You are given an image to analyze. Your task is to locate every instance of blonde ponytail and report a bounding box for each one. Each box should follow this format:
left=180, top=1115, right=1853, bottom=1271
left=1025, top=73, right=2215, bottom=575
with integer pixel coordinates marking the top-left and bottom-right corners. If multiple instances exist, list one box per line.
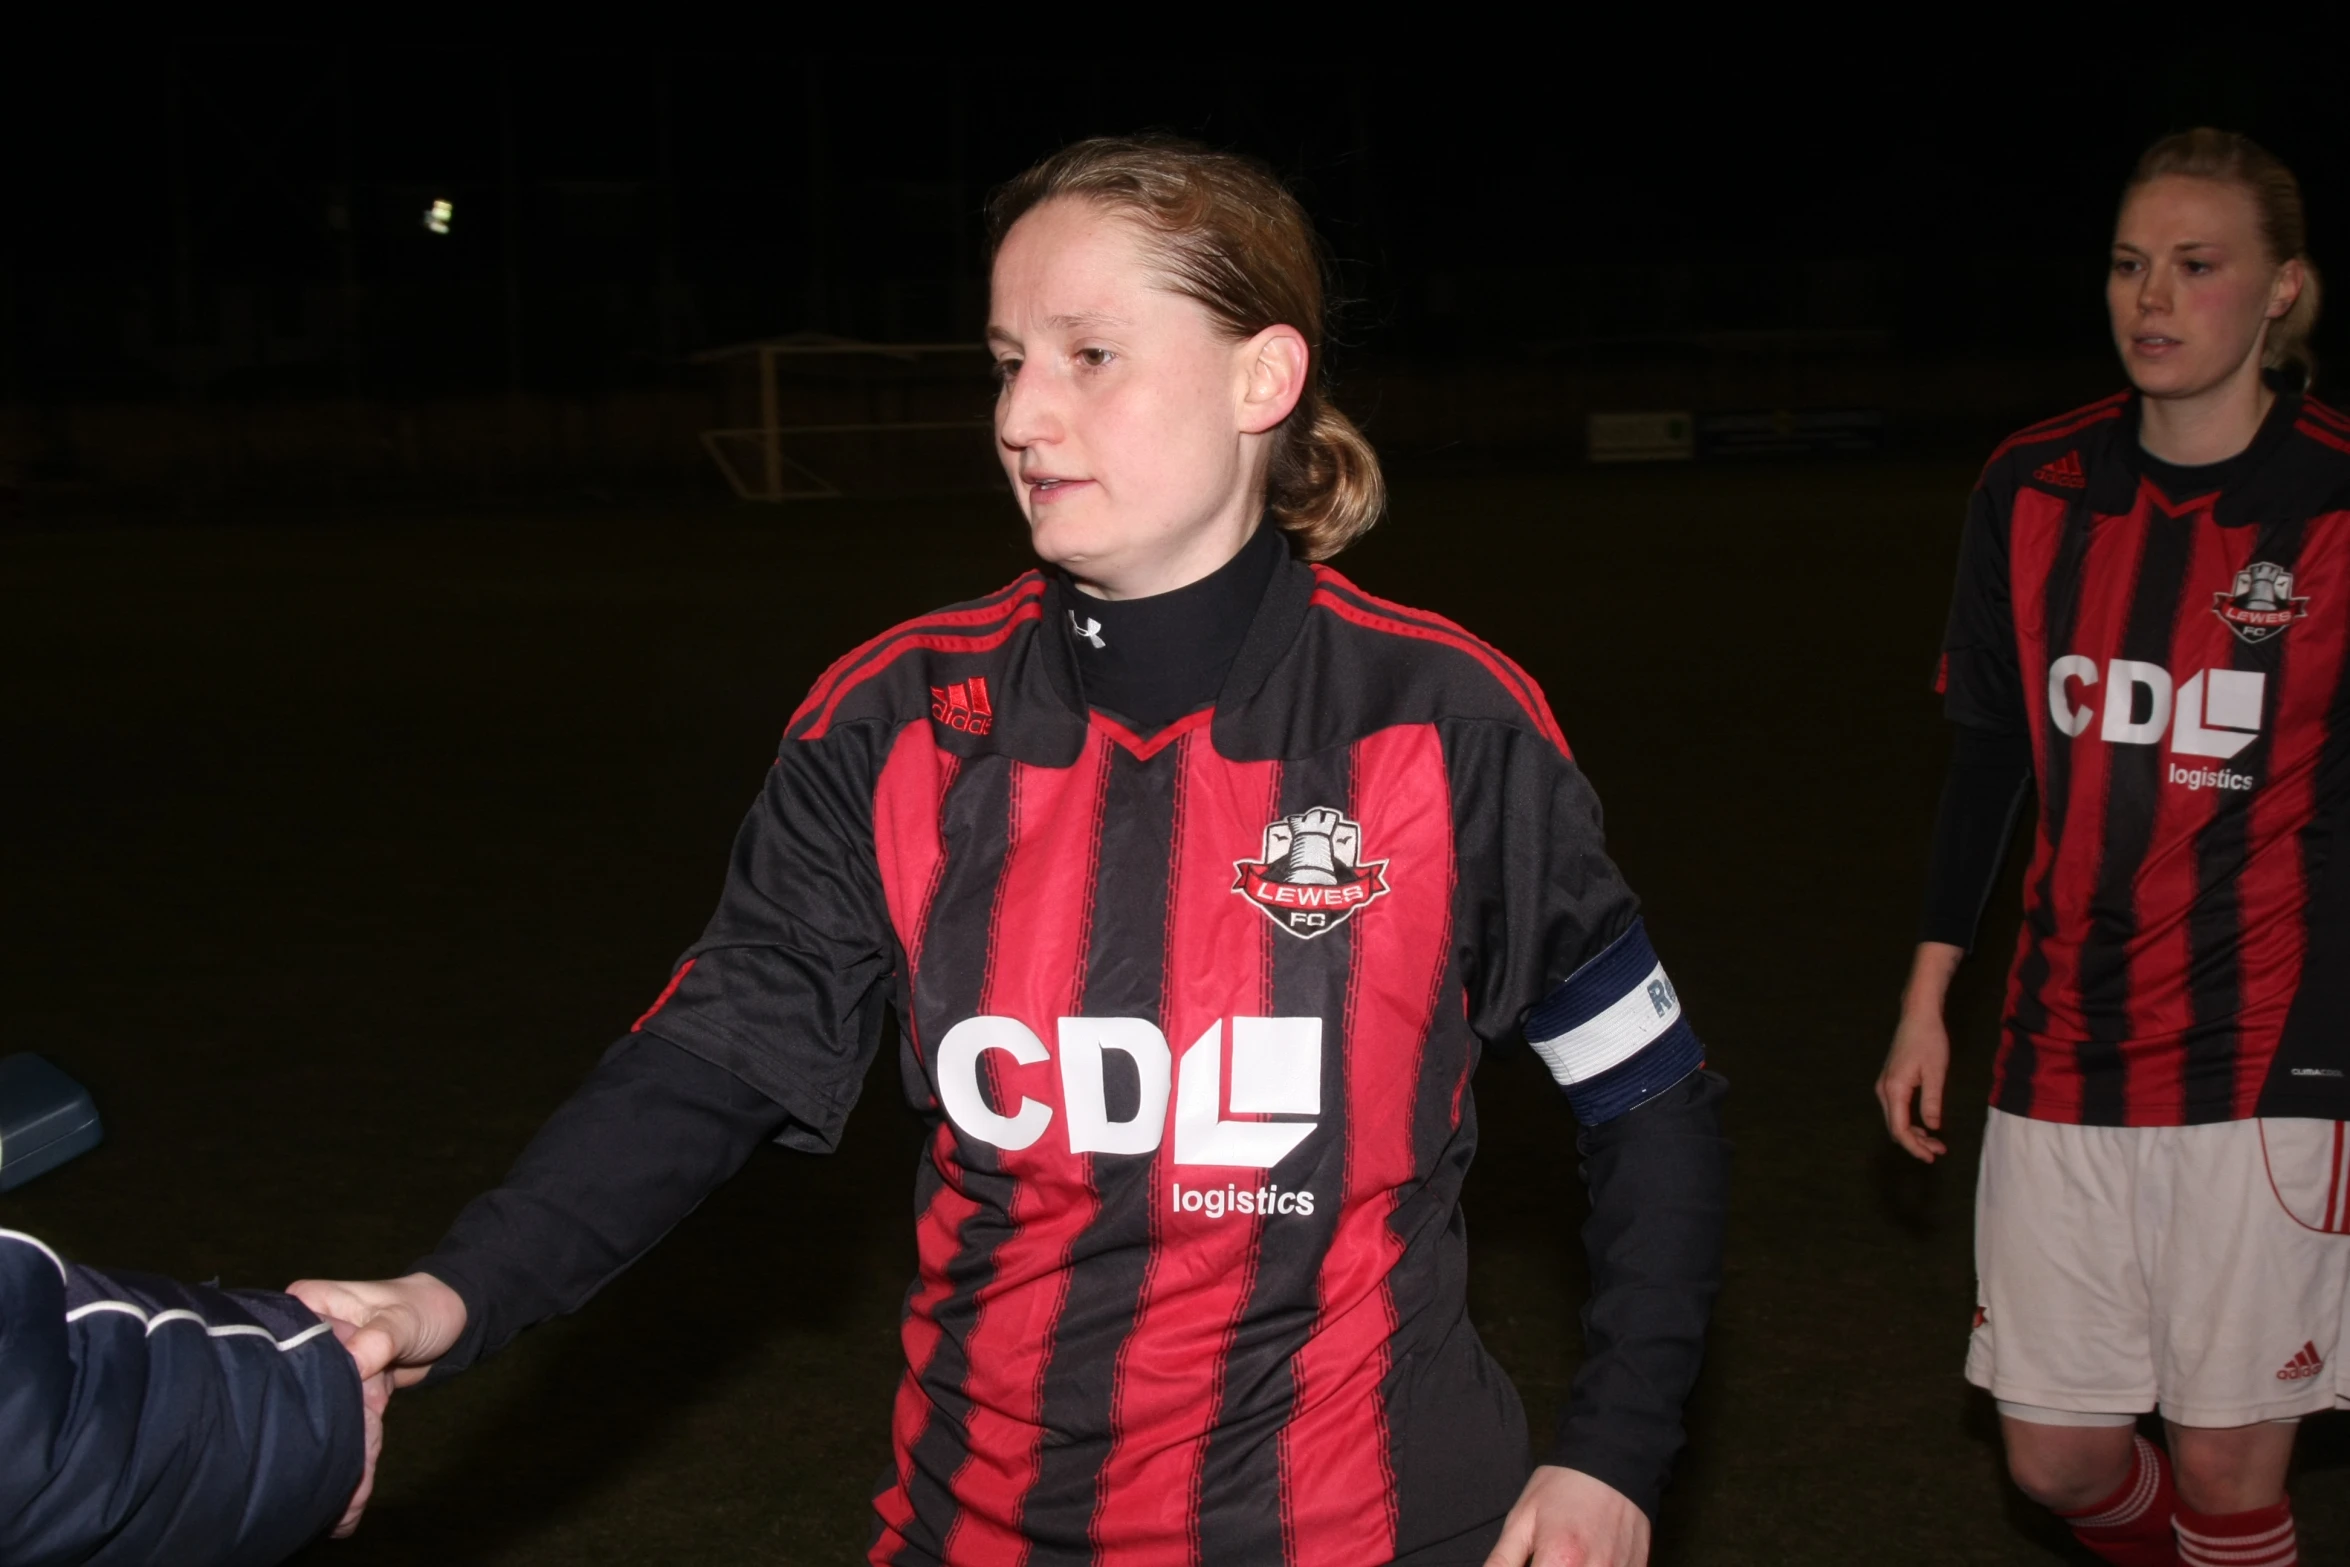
left=1269, top=402, right=1385, bottom=560
left=2270, top=261, right=2322, bottom=388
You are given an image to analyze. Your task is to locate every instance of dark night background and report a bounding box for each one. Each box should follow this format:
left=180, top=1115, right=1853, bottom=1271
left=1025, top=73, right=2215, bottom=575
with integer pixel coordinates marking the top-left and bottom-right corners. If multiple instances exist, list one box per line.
left=5, top=50, right=2346, bottom=491
left=4, top=46, right=2348, bottom=1566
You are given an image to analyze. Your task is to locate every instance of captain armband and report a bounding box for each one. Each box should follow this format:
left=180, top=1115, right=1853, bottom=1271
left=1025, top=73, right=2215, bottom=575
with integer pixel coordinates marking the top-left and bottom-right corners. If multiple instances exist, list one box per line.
left=1521, top=918, right=1704, bottom=1124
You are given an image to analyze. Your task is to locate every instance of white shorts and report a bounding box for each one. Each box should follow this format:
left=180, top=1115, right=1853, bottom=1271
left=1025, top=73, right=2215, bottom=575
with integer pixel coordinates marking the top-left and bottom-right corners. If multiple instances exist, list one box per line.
left=1966, top=1110, right=2350, bottom=1427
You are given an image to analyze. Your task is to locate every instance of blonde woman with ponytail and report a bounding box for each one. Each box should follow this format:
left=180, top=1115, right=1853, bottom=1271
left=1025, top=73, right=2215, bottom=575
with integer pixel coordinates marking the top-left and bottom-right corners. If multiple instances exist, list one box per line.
left=1881, top=129, right=2346, bottom=1566
left=293, top=136, right=1727, bottom=1567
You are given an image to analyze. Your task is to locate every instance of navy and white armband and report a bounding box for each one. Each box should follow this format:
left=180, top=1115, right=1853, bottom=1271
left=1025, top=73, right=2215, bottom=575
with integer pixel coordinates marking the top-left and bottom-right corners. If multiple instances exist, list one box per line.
left=1522, top=918, right=1704, bottom=1124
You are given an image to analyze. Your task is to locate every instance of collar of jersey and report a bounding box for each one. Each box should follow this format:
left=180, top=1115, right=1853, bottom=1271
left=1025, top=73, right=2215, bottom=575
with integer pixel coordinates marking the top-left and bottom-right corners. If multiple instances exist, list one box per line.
left=1031, top=550, right=1318, bottom=760
left=2097, top=383, right=2307, bottom=526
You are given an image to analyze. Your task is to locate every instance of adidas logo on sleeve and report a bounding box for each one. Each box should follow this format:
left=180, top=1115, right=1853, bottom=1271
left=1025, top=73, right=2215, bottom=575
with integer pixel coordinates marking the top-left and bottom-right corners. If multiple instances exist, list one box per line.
left=2033, top=450, right=2088, bottom=490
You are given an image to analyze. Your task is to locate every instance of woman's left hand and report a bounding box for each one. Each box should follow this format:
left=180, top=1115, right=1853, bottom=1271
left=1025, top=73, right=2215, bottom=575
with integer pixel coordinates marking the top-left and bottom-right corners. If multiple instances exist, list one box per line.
left=1481, top=1465, right=1649, bottom=1567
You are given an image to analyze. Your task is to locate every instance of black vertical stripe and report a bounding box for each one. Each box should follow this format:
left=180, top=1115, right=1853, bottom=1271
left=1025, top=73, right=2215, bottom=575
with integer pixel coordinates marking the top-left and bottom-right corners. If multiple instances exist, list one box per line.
left=1200, top=748, right=1357, bottom=1566
left=891, top=755, right=1019, bottom=1565
left=2002, top=504, right=2098, bottom=1117
left=1386, top=947, right=1527, bottom=1560
left=1019, top=739, right=1180, bottom=1565
left=2075, top=509, right=2195, bottom=1124
left=2183, top=518, right=2307, bottom=1120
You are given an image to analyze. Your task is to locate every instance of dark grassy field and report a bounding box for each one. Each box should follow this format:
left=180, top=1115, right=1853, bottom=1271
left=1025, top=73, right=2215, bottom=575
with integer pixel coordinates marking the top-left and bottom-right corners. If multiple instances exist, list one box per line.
left=4, top=464, right=2343, bottom=1564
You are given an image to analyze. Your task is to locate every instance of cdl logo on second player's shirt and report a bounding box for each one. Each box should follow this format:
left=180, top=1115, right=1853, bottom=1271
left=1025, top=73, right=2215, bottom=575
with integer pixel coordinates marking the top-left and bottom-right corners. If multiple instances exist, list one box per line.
left=2047, top=657, right=2266, bottom=761
left=933, top=1015, right=1321, bottom=1168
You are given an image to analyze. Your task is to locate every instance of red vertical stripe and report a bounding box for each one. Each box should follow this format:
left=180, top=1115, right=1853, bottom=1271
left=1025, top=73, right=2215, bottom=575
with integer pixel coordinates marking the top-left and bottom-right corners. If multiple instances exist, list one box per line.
left=2033, top=494, right=2144, bottom=1116
left=939, top=734, right=1117, bottom=1561
left=2001, top=493, right=2065, bottom=1102
left=1091, top=733, right=1277, bottom=1566
left=1280, top=725, right=1456, bottom=1567
left=873, top=726, right=959, bottom=983
left=868, top=726, right=964, bottom=1555
left=2005, top=489, right=2149, bottom=1114
left=2233, top=513, right=2350, bottom=1115
left=2009, top=490, right=2066, bottom=776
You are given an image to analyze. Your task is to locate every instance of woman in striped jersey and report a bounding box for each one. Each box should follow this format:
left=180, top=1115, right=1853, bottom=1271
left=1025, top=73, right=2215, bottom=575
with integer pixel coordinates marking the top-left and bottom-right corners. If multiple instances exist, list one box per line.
left=1880, top=130, right=2345, bottom=1567
left=293, top=137, right=1728, bottom=1566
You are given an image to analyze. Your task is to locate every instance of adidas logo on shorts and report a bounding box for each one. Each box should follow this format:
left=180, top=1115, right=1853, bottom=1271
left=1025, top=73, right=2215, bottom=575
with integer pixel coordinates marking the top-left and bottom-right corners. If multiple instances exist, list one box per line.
left=2275, top=1341, right=2324, bottom=1382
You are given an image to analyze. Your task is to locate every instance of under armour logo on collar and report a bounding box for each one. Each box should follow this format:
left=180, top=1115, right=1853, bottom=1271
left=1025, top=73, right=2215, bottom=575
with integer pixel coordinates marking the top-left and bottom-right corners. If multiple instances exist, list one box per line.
left=1069, top=612, right=1105, bottom=650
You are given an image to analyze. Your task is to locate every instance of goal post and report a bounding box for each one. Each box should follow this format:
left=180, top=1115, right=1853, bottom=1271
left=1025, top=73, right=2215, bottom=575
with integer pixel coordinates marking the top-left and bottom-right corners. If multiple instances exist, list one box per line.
left=691, top=334, right=997, bottom=501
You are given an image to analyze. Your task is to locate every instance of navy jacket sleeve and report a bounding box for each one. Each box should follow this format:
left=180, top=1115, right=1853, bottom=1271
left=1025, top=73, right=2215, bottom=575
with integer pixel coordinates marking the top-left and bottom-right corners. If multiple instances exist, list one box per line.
left=1444, top=721, right=1728, bottom=1522
left=0, top=1229, right=363, bottom=1567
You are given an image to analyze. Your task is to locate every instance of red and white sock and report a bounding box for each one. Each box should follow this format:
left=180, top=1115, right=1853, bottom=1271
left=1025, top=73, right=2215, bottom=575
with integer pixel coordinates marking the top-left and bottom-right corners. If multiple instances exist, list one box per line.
left=2055, top=1434, right=2180, bottom=1566
left=2175, top=1497, right=2296, bottom=1567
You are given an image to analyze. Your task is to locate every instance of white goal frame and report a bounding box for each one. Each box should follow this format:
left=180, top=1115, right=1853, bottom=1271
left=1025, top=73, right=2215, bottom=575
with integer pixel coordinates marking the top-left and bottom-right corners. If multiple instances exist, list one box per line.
left=690, top=335, right=992, bottom=501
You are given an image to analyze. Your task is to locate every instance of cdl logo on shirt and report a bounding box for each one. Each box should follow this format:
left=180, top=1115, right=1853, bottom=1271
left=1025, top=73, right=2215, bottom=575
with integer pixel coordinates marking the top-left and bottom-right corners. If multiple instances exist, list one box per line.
left=2047, top=657, right=2266, bottom=765
left=934, top=1014, right=1320, bottom=1168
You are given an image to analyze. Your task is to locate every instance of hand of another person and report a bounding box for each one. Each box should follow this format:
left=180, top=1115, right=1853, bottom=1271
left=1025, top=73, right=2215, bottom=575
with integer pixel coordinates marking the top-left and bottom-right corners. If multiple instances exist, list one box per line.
left=326, top=1319, right=395, bottom=1537
left=287, top=1272, right=468, bottom=1389
left=1482, top=1465, right=1650, bottom=1567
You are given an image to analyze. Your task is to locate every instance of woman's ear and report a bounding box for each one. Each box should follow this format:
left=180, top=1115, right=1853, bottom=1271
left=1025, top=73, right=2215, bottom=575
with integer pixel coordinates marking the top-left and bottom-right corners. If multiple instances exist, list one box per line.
left=1237, top=325, right=1310, bottom=435
left=2268, top=257, right=2306, bottom=323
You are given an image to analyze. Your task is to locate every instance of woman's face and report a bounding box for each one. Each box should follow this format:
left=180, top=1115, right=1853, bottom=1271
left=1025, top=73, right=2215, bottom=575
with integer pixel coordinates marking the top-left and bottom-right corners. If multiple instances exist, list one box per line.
left=2109, top=175, right=2301, bottom=402
left=988, top=199, right=1305, bottom=599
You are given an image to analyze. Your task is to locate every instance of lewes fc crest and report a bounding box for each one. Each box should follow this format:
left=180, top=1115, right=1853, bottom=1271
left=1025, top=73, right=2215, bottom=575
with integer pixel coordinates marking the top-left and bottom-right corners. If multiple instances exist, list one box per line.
left=1232, top=806, right=1389, bottom=939
left=2213, top=562, right=2310, bottom=645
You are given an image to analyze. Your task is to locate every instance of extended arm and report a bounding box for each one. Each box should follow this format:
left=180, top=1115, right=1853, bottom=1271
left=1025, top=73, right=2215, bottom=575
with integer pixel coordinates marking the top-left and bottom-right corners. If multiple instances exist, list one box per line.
left=294, top=719, right=903, bottom=1387
left=411, top=1032, right=790, bottom=1377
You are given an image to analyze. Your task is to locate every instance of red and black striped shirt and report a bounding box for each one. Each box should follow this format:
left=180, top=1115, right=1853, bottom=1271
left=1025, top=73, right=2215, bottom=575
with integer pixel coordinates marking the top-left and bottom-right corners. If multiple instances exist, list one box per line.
left=1940, top=389, right=2350, bottom=1126
left=626, top=550, right=1714, bottom=1563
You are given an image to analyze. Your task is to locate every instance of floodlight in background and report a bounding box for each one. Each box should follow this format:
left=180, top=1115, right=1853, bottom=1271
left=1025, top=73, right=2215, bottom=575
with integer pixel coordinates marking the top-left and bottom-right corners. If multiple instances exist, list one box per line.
left=423, top=199, right=454, bottom=235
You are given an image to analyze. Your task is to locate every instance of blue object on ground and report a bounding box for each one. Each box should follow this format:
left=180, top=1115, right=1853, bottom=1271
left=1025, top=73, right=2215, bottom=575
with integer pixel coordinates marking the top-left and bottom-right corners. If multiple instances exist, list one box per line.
left=0, top=1054, right=104, bottom=1191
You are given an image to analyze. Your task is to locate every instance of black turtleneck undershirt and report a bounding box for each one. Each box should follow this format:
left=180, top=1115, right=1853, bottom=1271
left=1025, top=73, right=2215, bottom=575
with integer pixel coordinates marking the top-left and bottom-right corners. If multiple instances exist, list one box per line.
left=1062, top=521, right=1285, bottom=729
